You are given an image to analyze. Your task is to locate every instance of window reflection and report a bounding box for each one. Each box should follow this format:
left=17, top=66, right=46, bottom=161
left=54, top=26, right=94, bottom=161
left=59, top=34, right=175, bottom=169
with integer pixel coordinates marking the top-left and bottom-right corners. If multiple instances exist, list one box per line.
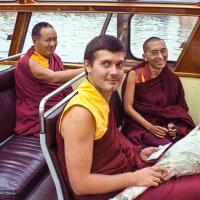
left=23, top=13, right=116, bottom=63
left=0, top=12, right=17, bottom=59
left=130, top=15, right=197, bottom=61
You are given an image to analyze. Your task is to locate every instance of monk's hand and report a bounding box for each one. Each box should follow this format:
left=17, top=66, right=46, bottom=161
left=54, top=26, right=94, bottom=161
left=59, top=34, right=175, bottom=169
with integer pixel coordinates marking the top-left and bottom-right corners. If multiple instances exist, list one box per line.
left=140, top=147, right=159, bottom=162
left=148, top=124, right=168, bottom=138
left=133, top=165, right=167, bottom=187
left=167, top=123, right=177, bottom=138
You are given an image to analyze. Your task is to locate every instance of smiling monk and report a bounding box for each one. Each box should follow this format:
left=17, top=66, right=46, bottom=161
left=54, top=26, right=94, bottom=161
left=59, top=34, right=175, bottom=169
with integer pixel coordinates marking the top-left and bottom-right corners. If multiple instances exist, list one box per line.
left=122, top=37, right=194, bottom=147
left=15, top=22, right=83, bottom=136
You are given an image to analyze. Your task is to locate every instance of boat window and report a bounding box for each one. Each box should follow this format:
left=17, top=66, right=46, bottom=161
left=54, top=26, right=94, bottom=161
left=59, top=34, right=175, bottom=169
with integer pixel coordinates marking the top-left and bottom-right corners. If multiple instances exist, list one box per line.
left=130, top=15, right=198, bottom=61
left=23, top=13, right=116, bottom=63
left=0, top=12, right=17, bottom=59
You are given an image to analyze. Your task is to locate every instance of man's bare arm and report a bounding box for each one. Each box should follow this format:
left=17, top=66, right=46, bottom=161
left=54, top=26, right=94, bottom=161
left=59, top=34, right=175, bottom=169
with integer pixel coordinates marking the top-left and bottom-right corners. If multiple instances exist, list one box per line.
left=29, top=57, right=83, bottom=83
left=61, top=106, right=166, bottom=195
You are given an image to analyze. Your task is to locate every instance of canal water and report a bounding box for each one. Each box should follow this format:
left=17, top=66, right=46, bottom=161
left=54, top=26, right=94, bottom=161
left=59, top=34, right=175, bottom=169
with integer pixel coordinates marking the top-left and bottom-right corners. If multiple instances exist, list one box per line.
left=0, top=12, right=197, bottom=62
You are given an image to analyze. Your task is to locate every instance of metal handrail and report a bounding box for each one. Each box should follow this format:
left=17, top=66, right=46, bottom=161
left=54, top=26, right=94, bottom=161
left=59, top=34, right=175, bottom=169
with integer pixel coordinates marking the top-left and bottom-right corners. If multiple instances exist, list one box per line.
left=0, top=52, right=25, bottom=62
left=39, top=70, right=86, bottom=134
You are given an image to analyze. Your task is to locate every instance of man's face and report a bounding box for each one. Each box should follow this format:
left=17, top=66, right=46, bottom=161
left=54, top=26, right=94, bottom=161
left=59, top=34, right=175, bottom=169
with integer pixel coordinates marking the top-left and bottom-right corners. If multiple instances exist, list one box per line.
left=143, top=40, right=168, bottom=70
left=33, top=27, right=57, bottom=58
left=85, top=50, right=125, bottom=97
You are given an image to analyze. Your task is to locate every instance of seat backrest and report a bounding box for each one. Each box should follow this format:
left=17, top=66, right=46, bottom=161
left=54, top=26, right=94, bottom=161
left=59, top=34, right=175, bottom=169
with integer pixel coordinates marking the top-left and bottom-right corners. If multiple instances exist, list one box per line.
left=110, top=91, right=124, bottom=128
left=0, top=66, right=16, bottom=142
left=44, top=104, right=74, bottom=200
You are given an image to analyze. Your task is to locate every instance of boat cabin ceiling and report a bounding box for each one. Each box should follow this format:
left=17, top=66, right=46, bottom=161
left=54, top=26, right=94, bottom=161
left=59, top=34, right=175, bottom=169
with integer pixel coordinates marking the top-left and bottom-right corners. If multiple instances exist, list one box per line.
left=0, top=0, right=200, bottom=76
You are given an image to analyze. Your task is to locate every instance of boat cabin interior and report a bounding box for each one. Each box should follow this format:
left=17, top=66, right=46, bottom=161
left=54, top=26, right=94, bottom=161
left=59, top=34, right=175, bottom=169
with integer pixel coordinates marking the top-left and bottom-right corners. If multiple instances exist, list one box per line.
left=0, top=0, right=200, bottom=200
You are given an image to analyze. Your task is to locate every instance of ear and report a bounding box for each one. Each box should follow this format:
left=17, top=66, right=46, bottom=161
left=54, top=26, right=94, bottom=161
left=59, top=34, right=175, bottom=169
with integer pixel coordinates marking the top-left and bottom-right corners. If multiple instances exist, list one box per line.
left=32, top=37, right=37, bottom=45
left=142, top=53, right=148, bottom=62
left=84, top=60, right=92, bottom=73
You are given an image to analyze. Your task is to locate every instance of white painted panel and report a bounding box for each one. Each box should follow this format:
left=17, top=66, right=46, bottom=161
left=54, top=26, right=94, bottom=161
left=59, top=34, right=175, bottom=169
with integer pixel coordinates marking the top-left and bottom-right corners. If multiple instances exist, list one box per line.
left=180, top=77, right=200, bottom=125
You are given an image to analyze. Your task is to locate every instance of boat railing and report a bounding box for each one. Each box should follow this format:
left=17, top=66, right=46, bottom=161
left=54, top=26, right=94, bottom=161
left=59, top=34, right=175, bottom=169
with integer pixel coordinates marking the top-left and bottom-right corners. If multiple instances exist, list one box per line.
left=0, top=52, right=25, bottom=62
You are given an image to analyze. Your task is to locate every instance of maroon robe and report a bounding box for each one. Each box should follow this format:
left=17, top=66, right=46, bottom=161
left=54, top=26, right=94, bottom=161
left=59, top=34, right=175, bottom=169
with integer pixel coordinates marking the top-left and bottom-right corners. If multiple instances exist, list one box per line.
left=15, top=47, right=72, bottom=136
left=57, top=106, right=200, bottom=200
left=138, top=174, right=200, bottom=200
left=122, top=62, right=195, bottom=147
left=57, top=109, right=144, bottom=200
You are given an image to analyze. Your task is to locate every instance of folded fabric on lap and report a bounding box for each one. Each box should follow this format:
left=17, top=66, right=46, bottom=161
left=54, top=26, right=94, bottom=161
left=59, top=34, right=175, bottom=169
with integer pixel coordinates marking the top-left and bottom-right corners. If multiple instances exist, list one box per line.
left=110, top=124, right=200, bottom=200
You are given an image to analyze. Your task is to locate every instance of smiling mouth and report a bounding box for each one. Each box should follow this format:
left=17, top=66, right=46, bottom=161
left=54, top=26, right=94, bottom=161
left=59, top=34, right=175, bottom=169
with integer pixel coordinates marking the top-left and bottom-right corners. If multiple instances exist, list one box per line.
left=157, top=61, right=166, bottom=65
left=107, top=80, right=120, bottom=84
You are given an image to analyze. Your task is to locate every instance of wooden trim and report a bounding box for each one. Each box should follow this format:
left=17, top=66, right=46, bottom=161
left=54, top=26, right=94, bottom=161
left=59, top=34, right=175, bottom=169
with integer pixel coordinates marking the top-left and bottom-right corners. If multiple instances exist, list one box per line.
left=1, top=61, right=200, bottom=78
left=0, top=2, right=200, bottom=16
left=8, top=12, right=32, bottom=56
left=63, top=63, right=83, bottom=69
left=175, top=17, right=200, bottom=74
left=0, top=61, right=18, bottom=65
left=175, top=72, right=200, bottom=78
left=19, top=0, right=28, bottom=4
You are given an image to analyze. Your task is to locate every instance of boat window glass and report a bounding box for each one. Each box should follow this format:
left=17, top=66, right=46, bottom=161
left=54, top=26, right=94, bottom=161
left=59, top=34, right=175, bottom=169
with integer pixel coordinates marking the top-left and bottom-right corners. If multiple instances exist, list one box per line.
left=130, top=15, right=198, bottom=61
left=23, top=13, right=116, bottom=63
left=0, top=12, right=17, bottom=59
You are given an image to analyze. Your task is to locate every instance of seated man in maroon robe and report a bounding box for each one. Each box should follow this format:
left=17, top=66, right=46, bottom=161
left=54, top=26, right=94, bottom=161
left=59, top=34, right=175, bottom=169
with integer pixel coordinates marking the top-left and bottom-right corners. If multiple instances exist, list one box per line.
left=15, top=22, right=83, bottom=136
left=122, top=36, right=195, bottom=147
left=56, top=34, right=200, bottom=200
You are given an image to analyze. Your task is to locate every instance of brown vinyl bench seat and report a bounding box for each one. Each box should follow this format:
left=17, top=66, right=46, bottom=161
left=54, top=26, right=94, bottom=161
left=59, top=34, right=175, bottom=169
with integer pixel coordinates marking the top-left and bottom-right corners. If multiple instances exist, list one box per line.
left=0, top=66, right=48, bottom=200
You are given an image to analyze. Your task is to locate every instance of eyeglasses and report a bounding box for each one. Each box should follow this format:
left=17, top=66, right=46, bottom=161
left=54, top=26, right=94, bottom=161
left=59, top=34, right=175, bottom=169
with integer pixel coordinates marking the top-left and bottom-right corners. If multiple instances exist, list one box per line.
left=146, top=48, right=168, bottom=57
